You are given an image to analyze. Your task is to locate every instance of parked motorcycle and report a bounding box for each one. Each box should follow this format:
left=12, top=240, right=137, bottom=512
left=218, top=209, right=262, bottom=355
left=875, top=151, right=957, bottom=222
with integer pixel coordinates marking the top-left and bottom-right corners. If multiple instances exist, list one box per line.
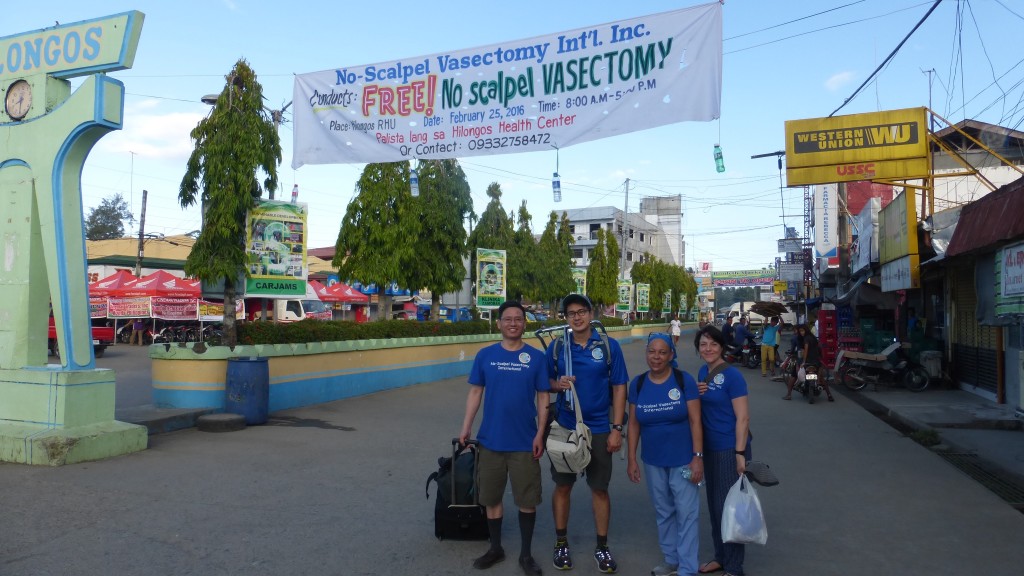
left=837, top=342, right=930, bottom=392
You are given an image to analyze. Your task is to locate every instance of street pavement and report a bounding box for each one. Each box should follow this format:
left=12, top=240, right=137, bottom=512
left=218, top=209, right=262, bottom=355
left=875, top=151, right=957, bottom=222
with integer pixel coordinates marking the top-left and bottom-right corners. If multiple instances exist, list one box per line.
left=3, top=331, right=1023, bottom=575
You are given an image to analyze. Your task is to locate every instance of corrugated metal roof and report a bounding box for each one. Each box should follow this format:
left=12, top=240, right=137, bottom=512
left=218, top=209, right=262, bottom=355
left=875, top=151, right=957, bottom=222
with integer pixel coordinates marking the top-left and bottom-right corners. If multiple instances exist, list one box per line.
left=946, top=177, right=1024, bottom=257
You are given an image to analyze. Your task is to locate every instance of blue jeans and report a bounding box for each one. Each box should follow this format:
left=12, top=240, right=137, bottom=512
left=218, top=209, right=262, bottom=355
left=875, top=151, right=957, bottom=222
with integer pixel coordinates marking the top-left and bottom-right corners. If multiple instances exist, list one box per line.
left=644, top=462, right=700, bottom=573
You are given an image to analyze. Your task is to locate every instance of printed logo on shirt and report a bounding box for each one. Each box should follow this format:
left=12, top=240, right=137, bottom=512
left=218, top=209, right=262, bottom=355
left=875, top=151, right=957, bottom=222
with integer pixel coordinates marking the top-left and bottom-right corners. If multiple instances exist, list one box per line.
left=709, top=372, right=726, bottom=390
left=668, top=387, right=681, bottom=401
left=592, top=346, right=604, bottom=361
left=519, top=352, right=531, bottom=364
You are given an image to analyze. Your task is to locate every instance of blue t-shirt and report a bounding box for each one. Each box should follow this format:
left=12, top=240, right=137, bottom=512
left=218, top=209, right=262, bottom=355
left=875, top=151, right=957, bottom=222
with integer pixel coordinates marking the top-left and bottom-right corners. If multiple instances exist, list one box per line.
left=722, top=322, right=734, bottom=344
left=547, top=331, right=629, bottom=434
left=696, top=364, right=749, bottom=451
left=762, top=324, right=779, bottom=346
left=628, top=370, right=700, bottom=467
left=469, top=342, right=549, bottom=452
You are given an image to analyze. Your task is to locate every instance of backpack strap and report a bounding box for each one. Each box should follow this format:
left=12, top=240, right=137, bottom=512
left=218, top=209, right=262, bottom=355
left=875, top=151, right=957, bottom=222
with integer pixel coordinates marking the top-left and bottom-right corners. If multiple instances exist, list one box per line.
left=636, top=369, right=685, bottom=397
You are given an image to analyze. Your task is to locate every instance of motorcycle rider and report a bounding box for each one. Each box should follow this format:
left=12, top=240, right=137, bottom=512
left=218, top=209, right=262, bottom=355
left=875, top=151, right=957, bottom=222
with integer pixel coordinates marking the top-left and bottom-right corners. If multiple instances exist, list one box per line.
left=721, top=316, right=735, bottom=348
left=783, top=324, right=834, bottom=401
left=730, top=317, right=751, bottom=357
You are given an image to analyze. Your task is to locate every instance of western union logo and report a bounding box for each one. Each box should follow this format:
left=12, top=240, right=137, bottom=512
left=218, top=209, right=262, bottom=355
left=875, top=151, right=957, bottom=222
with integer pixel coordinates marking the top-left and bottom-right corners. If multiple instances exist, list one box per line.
left=793, top=122, right=918, bottom=154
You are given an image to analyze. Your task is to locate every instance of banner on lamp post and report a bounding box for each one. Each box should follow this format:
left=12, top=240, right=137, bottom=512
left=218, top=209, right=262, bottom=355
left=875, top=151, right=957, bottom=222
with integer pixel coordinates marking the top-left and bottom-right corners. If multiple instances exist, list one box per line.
left=476, top=248, right=507, bottom=309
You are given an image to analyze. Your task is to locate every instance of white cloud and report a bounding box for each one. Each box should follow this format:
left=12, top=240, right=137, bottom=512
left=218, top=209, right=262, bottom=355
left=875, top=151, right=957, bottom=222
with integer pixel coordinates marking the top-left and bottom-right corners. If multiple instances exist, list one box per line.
left=95, top=110, right=205, bottom=162
left=825, top=71, right=855, bottom=92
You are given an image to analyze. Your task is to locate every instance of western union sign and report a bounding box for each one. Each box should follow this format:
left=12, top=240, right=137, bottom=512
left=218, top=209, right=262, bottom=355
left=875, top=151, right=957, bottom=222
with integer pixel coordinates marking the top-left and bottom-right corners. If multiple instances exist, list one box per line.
left=784, top=107, right=930, bottom=186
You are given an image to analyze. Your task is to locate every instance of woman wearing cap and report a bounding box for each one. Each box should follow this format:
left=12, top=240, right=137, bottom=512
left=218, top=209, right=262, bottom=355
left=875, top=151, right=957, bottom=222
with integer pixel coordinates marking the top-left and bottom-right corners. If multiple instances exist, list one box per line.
left=693, top=325, right=750, bottom=576
left=627, top=333, right=703, bottom=576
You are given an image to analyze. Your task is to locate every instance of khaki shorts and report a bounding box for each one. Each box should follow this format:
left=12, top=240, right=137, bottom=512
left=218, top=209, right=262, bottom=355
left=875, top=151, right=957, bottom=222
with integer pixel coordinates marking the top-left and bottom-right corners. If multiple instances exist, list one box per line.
left=550, top=432, right=613, bottom=491
left=477, top=447, right=542, bottom=508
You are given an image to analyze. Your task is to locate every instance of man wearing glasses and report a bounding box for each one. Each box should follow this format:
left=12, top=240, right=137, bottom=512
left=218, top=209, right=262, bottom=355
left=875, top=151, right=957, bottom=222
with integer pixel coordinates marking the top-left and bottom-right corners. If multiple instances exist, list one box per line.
left=461, top=300, right=549, bottom=575
left=547, top=294, right=629, bottom=573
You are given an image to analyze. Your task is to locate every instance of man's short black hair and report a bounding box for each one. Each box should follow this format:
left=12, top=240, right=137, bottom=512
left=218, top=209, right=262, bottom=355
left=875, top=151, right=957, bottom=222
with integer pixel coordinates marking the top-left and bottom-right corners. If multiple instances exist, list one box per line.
left=561, top=293, right=592, bottom=312
left=497, top=300, right=526, bottom=319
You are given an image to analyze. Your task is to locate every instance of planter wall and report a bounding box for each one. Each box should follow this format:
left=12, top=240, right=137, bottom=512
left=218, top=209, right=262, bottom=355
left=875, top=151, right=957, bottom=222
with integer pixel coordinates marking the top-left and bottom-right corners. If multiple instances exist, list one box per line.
left=150, top=325, right=663, bottom=412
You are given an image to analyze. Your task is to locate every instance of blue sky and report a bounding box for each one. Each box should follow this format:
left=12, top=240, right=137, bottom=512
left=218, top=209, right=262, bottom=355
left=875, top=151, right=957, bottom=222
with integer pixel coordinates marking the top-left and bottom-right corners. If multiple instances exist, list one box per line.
left=7, top=0, right=1024, bottom=271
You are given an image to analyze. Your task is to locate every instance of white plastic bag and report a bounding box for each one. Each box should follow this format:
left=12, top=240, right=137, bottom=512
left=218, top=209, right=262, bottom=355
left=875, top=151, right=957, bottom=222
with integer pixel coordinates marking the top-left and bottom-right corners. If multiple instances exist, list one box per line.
left=721, top=475, right=767, bottom=545
left=796, top=366, right=806, bottom=383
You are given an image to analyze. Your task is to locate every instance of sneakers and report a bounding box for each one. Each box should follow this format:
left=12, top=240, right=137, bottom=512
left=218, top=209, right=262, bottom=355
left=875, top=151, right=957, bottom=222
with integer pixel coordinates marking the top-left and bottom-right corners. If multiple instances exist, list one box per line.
left=473, top=548, right=506, bottom=570
left=651, top=563, right=678, bottom=576
left=552, top=540, right=573, bottom=570
left=594, top=546, right=618, bottom=574
left=519, top=555, right=543, bottom=576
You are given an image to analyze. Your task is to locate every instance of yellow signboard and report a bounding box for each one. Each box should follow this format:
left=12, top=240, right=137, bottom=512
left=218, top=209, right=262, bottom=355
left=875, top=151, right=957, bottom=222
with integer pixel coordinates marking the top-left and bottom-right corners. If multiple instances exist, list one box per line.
left=787, top=157, right=931, bottom=187
left=879, top=190, right=918, bottom=264
left=774, top=280, right=788, bottom=293
left=785, top=107, right=929, bottom=187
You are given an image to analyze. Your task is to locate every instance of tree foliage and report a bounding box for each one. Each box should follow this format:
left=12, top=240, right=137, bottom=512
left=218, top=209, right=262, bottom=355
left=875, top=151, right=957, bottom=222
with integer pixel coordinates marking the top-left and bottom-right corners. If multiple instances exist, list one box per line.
left=334, top=162, right=418, bottom=320
left=85, top=193, right=133, bottom=240
left=536, top=211, right=576, bottom=308
left=507, top=201, right=538, bottom=302
left=178, top=59, right=281, bottom=346
left=409, top=159, right=475, bottom=320
left=467, top=182, right=515, bottom=289
left=586, top=228, right=620, bottom=311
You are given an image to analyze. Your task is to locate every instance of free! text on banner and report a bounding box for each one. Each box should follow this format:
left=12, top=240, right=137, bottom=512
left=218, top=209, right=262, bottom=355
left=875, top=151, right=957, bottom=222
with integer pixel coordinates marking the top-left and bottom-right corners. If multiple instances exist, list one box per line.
left=291, top=3, right=721, bottom=167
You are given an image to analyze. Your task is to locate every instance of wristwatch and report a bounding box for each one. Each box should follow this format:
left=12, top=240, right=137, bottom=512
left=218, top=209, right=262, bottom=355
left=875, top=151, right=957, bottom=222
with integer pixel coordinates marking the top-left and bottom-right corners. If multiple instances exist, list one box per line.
left=611, top=424, right=623, bottom=432
left=735, top=449, right=745, bottom=456
left=693, top=452, right=703, bottom=458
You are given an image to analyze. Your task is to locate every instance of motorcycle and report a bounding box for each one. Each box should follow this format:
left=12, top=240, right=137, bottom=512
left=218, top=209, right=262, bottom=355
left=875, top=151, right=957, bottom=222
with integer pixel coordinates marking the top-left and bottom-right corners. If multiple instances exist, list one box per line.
left=837, top=341, right=930, bottom=392
left=742, top=335, right=761, bottom=370
left=795, top=364, right=822, bottom=404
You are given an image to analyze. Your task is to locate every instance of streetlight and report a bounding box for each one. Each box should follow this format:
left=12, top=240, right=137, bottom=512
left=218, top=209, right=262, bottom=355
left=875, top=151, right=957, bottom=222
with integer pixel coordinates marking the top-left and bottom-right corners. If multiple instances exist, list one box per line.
left=200, top=94, right=291, bottom=200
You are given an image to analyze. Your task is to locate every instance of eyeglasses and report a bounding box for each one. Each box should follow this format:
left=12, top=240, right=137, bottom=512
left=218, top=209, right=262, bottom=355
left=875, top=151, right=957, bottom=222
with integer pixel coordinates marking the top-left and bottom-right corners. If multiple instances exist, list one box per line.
left=565, top=309, right=590, bottom=319
left=500, top=316, right=525, bottom=324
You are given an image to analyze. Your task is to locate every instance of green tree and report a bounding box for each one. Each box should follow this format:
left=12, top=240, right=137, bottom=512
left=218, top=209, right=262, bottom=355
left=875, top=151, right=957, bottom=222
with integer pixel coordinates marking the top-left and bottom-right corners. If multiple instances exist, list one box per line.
left=334, top=162, right=417, bottom=320
left=467, top=182, right=515, bottom=301
left=507, top=201, right=538, bottom=302
left=410, top=160, right=475, bottom=321
left=178, top=59, right=281, bottom=347
left=536, top=211, right=575, bottom=309
left=586, top=228, right=620, bottom=312
left=85, top=193, right=134, bottom=240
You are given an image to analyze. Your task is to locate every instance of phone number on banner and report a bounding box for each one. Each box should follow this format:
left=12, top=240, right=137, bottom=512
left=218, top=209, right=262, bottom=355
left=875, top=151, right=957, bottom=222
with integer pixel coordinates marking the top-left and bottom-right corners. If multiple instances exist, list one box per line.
left=467, top=133, right=552, bottom=151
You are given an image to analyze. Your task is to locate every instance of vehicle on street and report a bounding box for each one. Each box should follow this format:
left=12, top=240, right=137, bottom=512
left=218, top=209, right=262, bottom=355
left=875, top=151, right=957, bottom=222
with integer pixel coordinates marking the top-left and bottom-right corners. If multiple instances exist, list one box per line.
left=48, top=317, right=116, bottom=358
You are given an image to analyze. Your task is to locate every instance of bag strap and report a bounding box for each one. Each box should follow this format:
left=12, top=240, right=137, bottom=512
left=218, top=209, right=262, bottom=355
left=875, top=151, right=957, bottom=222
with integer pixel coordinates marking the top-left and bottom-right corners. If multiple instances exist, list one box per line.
left=702, top=362, right=729, bottom=385
left=566, top=381, right=585, bottom=427
left=636, top=369, right=685, bottom=397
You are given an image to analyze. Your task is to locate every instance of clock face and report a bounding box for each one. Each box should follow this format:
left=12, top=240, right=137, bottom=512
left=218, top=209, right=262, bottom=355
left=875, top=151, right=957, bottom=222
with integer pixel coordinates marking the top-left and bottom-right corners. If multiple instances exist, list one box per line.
left=5, top=80, right=32, bottom=121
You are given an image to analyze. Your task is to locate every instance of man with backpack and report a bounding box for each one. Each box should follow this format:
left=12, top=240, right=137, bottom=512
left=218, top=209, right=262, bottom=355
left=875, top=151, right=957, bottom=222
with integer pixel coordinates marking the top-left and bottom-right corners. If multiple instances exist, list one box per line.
left=460, top=300, right=549, bottom=575
left=546, top=294, right=629, bottom=573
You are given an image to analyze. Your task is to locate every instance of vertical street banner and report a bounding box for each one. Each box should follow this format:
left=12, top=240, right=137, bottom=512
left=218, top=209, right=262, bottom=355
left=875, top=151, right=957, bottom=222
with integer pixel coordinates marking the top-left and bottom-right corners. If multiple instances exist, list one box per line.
left=814, top=184, right=839, bottom=267
left=679, top=293, right=687, bottom=315
left=292, top=3, right=722, bottom=167
left=662, top=290, right=672, bottom=314
left=636, top=283, right=650, bottom=313
left=245, top=200, right=309, bottom=298
left=476, top=248, right=507, bottom=309
left=572, top=267, right=587, bottom=295
left=616, top=280, right=633, bottom=313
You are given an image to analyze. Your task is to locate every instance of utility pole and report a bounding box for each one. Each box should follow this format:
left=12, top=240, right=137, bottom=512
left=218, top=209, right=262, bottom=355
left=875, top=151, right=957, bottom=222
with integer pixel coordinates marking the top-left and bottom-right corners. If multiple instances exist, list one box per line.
left=620, top=178, right=629, bottom=279
left=134, top=189, right=148, bottom=277
left=269, top=102, right=292, bottom=200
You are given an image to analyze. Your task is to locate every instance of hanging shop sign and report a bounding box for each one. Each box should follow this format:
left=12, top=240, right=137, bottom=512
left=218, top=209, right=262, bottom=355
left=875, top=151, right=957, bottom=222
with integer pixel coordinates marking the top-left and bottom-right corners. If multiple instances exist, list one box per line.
left=784, top=107, right=930, bottom=187
left=245, top=200, right=308, bottom=298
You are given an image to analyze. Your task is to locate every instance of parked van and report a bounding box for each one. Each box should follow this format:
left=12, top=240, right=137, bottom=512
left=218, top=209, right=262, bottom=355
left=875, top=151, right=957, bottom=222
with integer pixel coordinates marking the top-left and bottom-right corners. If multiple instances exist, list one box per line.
left=245, top=283, right=331, bottom=322
left=728, top=301, right=764, bottom=326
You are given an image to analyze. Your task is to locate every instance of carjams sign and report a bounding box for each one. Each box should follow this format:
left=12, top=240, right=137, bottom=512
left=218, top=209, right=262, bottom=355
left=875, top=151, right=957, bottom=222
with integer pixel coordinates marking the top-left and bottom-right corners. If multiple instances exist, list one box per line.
left=292, top=3, right=722, bottom=166
left=784, top=107, right=930, bottom=186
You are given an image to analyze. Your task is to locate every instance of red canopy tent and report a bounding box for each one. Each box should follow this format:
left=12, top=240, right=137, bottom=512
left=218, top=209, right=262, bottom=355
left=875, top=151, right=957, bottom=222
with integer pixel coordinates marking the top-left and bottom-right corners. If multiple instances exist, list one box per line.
left=88, top=270, right=140, bottom=297
left=323, top=281, right=369, bottom=303
left=109, top=270, right=200, bottom=298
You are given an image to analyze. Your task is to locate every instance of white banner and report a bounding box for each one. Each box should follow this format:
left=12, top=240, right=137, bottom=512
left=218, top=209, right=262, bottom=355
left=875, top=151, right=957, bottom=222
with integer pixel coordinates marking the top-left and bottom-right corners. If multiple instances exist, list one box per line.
left=851, top=197, right=880, bottom=274
left=695, top=260, right=713, bottom=277
left=814, top=184, right=838, bottom=262
left=291, top=3, right=722, bottom=167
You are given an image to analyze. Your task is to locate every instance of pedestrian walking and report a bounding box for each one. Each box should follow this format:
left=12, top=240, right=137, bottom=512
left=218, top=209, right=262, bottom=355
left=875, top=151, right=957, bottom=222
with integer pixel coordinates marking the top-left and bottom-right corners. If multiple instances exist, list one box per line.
left=460, top=300, right=550, bottom=575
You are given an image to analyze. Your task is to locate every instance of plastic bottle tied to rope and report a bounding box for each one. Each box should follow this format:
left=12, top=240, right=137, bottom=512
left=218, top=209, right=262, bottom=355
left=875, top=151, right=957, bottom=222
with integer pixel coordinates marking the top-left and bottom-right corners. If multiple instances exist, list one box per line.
left=714, top=144, right=726, bottom=173
left=410, top=168, right=420, bottom=197
left=552, top=172, right=561, bottom=202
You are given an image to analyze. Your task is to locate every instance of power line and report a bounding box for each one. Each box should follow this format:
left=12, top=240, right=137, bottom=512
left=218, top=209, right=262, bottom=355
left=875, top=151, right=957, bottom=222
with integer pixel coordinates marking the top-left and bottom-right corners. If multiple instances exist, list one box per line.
left=830, top=0, right=944, bottom=117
